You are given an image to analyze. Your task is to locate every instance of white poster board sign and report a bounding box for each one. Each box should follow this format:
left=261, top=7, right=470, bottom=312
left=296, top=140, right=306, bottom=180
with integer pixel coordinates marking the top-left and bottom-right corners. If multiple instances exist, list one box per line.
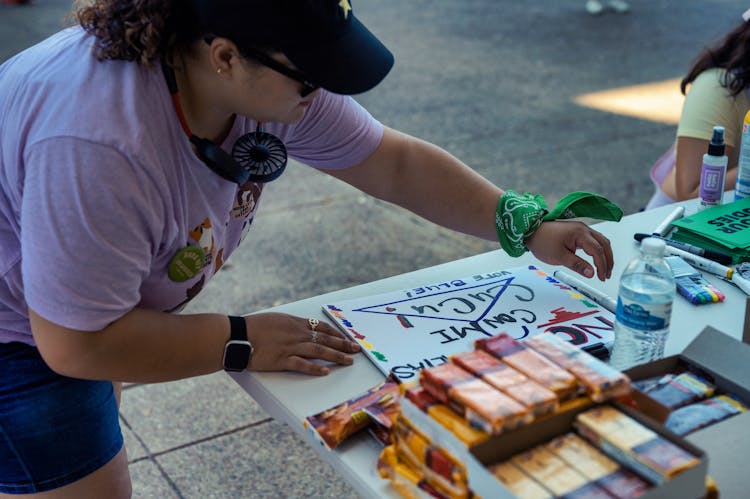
left=324, top=265, right=615, bottom=381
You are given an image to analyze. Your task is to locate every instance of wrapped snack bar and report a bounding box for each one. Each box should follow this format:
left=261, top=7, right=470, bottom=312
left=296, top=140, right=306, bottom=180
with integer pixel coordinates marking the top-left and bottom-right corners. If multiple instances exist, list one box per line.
left=633, top=374, right=675, bottom=394
left=377, top=445, right=449, bottom=499
left=404, top=385, right=488, bottom=446
left=420, top=362, right=531, bottom=434
left=547, top=433, right=651, bottom=498
left=304, top=378, right=399, bottom=449
left=526, top=333, right=630, bottom=402
left=511, top=444, right=614, bottom=498
left=489, top=461, right=552, bottom=499
left=452, top=350, right=558, bottom=416
left=392, top=414, right=470, bottom=499
left=476, top=333, right=578, bottom=399
left=575, top=405, right=700, bottom=484
left=644, top=371, right=715, bottom=410
left=665, top=394, right=747, bottom=436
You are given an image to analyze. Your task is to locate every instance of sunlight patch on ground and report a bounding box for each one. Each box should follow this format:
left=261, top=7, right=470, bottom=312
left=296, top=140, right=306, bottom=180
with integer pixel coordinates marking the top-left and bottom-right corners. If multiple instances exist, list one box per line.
left=574, top=78, right=684, bottom=125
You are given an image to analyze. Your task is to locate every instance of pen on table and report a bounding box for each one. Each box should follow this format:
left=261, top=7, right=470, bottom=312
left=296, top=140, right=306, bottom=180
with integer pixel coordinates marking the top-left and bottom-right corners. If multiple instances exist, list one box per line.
left=663, top=246, right=733, bottom=280
left=662, top=246, right=750, bottom=296
left=652, top=206, right=685, bottom=237
left=552, top=270, right=618, bottom=313
left=634, top=233, right=734, bottom=266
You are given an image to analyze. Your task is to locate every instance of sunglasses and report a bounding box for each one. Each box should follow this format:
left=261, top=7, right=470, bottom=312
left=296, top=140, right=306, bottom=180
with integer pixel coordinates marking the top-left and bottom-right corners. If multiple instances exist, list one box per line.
left=205, top=37, right=319, bottom=97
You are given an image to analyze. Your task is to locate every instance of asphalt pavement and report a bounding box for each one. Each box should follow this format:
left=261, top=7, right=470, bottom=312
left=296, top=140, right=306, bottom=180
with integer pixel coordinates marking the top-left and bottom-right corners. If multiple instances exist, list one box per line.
left=1, top=0, right=742, bottom=497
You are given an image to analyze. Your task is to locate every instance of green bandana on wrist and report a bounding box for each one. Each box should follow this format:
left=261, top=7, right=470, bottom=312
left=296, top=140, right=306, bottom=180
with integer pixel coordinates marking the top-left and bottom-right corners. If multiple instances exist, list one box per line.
left=495, top=190, right=623, bottom=257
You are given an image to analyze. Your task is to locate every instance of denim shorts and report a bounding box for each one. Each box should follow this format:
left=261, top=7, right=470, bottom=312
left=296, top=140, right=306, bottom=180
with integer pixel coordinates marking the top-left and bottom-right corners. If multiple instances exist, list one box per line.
left=0, top=342, right=123, bottom=494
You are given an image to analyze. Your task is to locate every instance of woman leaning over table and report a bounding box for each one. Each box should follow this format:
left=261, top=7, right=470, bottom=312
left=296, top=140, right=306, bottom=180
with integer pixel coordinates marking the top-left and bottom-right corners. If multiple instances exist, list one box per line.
left=648, top=9, right=750, bottom=208
left=0, top=0, right=616, bottom=496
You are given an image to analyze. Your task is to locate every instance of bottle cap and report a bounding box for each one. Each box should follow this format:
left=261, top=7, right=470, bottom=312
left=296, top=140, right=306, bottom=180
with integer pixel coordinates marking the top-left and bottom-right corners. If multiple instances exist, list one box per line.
left=640, top=237, right=666, bottom=256
left=708, top=126, right=726, bottom=156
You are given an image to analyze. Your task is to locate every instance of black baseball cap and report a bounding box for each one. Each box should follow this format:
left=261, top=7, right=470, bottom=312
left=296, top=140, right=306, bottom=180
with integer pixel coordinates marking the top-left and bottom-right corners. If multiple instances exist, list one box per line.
left=189, top=0, right=394, bottom=95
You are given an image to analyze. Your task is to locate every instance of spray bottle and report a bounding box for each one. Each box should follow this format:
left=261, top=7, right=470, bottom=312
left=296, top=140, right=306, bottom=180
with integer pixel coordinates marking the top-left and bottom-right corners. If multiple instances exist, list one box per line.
left=699, top=126, right=728, bottom=210
left=735, top=110, right=750, bottom=201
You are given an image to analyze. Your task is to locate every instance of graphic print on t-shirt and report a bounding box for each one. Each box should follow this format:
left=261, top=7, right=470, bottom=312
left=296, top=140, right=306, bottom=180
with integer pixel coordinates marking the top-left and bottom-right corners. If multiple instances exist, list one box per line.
left=233, top=182, right=264, bottom=245
left=164, top=216, right=217, bottom=309
left=165, top=275, right=205, bottom=313
left=232, top=182, right=263, bottom=219
left=188, top=217, right=215, bottom=267
left=164, top=182, right=263, bottom=312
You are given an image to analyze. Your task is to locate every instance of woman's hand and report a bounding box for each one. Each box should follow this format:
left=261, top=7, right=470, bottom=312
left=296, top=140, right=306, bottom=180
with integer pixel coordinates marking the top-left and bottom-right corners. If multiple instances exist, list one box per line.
left=244, top=312, right=361, bottom=376
left=525, top=220, right=613, bottom=281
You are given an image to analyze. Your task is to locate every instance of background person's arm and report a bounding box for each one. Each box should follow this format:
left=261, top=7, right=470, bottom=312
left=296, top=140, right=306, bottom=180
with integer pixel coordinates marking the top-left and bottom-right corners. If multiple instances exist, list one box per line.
left=674, top=136, right=737, bottom=201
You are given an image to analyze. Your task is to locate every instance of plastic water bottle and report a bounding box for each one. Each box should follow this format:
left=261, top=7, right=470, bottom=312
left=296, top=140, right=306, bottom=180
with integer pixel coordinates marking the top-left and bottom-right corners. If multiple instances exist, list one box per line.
left=610, top=238, right=675, bottom=371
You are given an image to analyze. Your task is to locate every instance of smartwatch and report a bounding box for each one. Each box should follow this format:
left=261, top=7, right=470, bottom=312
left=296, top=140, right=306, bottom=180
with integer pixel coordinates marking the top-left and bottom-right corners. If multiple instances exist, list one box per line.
left=223, top=315, right=253, bottom=372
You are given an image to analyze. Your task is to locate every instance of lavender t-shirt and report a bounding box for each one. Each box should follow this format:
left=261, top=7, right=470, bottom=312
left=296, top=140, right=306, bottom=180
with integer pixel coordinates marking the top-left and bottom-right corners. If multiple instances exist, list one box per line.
left=0, top=27, right=383, bottom=345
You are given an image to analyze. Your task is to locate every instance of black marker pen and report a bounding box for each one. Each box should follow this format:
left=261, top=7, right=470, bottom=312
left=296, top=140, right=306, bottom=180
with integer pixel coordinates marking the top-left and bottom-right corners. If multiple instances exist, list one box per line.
left=633, top=233, right=733, bottom=266
left=582, top=342, right=611, bottom=360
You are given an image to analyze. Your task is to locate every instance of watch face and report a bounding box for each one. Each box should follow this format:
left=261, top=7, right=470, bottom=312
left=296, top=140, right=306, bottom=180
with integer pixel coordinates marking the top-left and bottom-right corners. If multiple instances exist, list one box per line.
left=223, top=340, right=252, bottom=372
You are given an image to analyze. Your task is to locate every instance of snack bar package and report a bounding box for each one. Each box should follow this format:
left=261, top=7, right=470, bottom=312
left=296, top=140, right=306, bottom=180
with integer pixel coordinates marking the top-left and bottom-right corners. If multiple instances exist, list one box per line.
left=304, top=378, right=400, bottom=449
left=420, top=362, right=531, bottom=434
left=547, top=433, right=651, bottom=498
left=419, top=362, right=473, bottom=405
left=526, top=333, right=631, bottom=402
left=575, top=405, right=700, bottom=484
left=511, top=445, right=614, bottom=498
left=665, top=394, right=748, bottom=436
left=392, top=414, right=470, bottom=499
left=404, top=385, right=489, bottom=446
left=377, top=445, right=450, bottom=499
left=643, top=371, right=715, bottom=410
left=476, top=333, right=578, bottom=399
left=632, top=374, right=675, bottom=394
left=489, top=461, right=552, bottom=499
left=452, top=350, right=558, bottom=416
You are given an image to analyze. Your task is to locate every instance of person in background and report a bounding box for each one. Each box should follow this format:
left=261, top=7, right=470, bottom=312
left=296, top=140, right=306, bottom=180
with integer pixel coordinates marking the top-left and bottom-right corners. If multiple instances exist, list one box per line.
left=0, top=0, right=616, bottom=496
left=647, top=9, right=750, bottom=209
left=585, top=0, right=630, bottom=16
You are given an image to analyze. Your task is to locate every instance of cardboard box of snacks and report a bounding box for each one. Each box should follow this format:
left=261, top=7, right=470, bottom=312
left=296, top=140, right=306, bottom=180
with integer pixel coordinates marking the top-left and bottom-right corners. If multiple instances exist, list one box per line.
left=400, top=392, right=707, bottom=499
left=624, top=326, right=750, bottom=499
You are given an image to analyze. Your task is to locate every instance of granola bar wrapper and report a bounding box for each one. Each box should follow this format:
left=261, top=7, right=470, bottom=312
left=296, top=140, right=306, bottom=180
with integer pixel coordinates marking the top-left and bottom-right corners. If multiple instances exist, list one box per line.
left=526, top=333, right=630, bottom=402
left=476, top=333, right=578, bottom=399
left=419, top=362, right=474, bottom=406
left=377, top=445, right=449, bottom=499
left=490, top=461, right=552, bottom=499
left=304, top=378, right=399, bottom=449
left=392, top=414, right=471, bottom=499
left=644, top=371, right=715, bottom=410
left=511, top=445, right=614, bottom=498
left=575, top=405, right=700, bottom=484
left=452, top=350, right=558, bottom=416
left=404, top=385, right=489, bottom=446
left=664, top=394, right=747, bottom=436
left=420, top=362, right=531, bottom=434
left=546, top=433, right=651, bottom=498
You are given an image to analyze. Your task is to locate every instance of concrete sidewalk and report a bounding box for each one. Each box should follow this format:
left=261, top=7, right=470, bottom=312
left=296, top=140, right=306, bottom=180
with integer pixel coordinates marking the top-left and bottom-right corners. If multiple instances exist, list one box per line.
left=1, top=0, right=740, bottom=497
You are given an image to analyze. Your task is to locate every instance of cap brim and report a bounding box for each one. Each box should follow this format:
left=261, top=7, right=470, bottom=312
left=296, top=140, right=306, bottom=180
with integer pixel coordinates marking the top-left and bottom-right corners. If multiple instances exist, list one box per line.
left=285, top=15, right=394, bottom=95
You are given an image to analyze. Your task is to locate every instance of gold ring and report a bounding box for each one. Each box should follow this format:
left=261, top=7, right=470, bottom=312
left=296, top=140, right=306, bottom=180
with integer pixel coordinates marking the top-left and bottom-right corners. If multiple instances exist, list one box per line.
left=308, top=318, right=319, bottom=331
left=311, top=330, right=319, bottom=343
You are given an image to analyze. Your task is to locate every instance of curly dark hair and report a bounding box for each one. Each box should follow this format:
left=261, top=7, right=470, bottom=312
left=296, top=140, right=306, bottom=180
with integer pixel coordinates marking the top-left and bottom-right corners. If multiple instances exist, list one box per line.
left=682, top=21, right=750, bottom=97
left=74, top=0, right=202, bottom=66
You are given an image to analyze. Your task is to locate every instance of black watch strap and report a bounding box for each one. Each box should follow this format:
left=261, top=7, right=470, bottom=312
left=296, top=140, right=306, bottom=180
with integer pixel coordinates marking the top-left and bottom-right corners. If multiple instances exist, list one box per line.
left=228, top=315, right=248, bottom=341
left=223, top=315, right=253, bottom=372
